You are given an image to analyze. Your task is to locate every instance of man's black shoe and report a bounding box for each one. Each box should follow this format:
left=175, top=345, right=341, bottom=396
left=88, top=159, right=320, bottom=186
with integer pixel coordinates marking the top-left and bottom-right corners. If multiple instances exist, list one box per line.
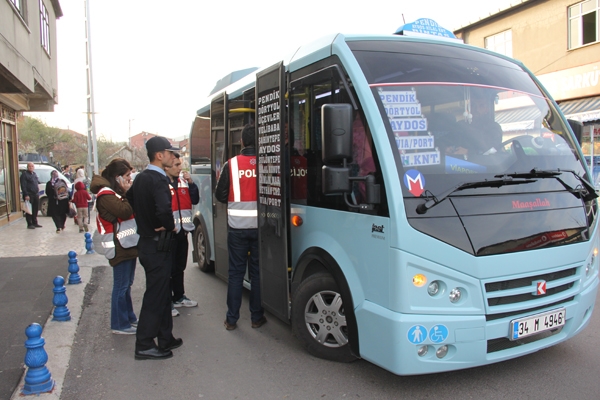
left=34, top=224, right=43, bottom=228
left=27, top=225, right=35, bottom=229
left=159, top=338, right=183, bottom=351
left=134, top=347, right=173, bottom=360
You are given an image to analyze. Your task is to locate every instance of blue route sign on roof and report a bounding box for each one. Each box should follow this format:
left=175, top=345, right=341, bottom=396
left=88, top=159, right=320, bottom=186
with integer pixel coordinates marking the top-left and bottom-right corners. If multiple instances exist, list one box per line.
left=394, top=18, right=457, bottom=39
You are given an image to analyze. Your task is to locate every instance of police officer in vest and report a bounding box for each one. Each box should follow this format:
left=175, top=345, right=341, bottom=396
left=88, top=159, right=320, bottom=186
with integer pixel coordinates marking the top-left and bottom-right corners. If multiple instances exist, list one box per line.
left=216, top=124, right=267, bottom=330
left=165, top=153, right=200, bottom=316
left=126, top=136, right=183, bottom=360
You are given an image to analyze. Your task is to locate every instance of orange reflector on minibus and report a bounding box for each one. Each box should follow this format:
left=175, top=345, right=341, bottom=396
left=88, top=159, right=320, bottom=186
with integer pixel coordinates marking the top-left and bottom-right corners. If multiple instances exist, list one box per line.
left=413, top=274, right=427, bottom=287
left=291, top=215, right=303, bottom=227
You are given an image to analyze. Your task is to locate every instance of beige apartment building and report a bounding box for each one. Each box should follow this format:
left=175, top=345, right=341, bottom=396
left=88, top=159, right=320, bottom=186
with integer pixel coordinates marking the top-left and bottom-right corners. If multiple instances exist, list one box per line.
left=454, top=0, right=600, bottom=160
left=0, top=0, right=62, bottom=227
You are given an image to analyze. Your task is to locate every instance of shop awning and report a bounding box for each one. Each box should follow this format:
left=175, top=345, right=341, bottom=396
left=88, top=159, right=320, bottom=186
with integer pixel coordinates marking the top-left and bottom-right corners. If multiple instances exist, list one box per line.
left=495, top=106, right=542, bottom=131
left=558, top=96, right=600, bottom=123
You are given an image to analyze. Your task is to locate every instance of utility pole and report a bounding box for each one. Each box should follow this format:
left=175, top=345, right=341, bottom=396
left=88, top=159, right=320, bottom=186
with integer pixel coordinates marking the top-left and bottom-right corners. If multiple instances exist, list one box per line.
left=84, top=0, right=99, bottom=177
left=129, top=118, right=134, bottom=147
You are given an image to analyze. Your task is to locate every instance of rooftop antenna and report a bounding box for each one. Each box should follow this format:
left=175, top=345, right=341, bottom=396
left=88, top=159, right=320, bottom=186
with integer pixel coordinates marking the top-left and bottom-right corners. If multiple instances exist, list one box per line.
left=402, top=14, right=406, bottom=24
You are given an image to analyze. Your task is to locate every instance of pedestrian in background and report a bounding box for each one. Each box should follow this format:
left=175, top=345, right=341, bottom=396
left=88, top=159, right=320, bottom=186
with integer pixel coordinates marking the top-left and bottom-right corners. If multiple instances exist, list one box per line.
left=215, top=124, right=266, bottom=331
left=127, top=136, right=182, bottom=360
left=91, top=158, right=139, bottom=335
left=20, top=162, right=42, bottom=229
left=71, top=180, right=91, bottom=233
left=46, top=170, right=70, bottom=233
left=165, top=153, right=199, bottom=317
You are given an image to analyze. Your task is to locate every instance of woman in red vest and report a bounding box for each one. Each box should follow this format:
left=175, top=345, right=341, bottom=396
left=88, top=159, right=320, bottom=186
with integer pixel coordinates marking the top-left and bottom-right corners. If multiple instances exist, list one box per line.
left=91, top=158, right=139, bottom=335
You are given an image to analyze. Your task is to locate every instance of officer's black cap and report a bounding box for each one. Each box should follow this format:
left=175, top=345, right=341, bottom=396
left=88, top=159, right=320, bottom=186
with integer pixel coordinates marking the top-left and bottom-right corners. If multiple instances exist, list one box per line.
left=146, top=136, right=180, bottom=153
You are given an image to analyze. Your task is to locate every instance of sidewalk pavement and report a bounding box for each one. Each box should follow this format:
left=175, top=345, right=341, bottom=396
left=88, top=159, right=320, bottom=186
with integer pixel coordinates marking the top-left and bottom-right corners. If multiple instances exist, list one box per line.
left=0, top=212, right=107, bottom=400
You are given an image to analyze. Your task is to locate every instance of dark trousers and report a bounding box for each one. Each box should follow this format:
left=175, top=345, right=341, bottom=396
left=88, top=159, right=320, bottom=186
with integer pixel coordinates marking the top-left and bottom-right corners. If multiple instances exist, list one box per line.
left=171, top=230, right=189, bottom=302
left=136, top=237, right=175, bottom=351
left=226, top=227, right=263, bottom=325
left=25, top=195, right=39, bottom=226
left=51, top=213, right=67, bottom=230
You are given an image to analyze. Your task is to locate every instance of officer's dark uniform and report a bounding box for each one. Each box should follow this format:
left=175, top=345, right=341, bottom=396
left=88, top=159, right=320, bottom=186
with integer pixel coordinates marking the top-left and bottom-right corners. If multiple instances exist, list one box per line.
left=127, top=163, right=178, bottom=354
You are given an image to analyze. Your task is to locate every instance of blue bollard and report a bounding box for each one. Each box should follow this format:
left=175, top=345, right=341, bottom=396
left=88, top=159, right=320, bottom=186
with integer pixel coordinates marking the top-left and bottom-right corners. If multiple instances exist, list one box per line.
left=52, top=276, right=71, bottom=321
left=84, top=232, right=95, bottom=254
left=67, top=250, right=82, bottom=284
left=22, top=323, right=55, bottom=395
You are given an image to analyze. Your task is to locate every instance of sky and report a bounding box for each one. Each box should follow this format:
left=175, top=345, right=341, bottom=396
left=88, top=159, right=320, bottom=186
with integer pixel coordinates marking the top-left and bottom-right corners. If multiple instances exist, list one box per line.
left=28, top=0, right=518, bottom=143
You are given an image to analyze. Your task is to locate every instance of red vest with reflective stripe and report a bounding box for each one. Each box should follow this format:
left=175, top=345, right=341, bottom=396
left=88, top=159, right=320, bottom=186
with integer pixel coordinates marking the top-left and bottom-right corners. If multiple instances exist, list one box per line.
left=95, top=187, right=137, bottom=259
left=227, top=154, right=257, bottom=229
left=169, top=178, right=194, bottom=233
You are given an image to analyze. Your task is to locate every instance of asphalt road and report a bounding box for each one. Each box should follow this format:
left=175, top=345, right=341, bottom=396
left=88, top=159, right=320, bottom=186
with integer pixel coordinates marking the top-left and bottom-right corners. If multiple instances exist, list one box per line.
left=60, top=255, right=600, bottom=400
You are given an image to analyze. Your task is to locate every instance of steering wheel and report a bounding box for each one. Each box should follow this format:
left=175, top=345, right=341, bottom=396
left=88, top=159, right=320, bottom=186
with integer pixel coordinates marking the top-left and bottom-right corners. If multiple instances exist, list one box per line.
left=502, top=135, right=556, bottom=155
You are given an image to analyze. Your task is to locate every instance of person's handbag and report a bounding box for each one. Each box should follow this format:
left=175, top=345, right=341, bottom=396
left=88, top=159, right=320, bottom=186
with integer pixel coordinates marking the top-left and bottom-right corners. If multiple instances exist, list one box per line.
left=23, top=200, right=32, bottom=215
left=68, top=203, right=77, bottom=218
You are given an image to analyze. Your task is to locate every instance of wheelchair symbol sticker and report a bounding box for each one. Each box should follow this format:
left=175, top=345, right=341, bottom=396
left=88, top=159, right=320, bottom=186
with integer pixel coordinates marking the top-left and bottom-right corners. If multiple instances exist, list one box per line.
left=429, top=325, right=449, bottom=343
left=407, top=325, right=427, bottom=344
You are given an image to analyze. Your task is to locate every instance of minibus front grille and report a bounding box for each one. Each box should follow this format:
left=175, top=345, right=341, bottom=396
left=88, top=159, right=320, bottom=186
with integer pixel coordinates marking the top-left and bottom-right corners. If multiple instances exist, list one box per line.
left=485, top=297, right=574, bottom=321
left=484, top=267, right=578, bottom=310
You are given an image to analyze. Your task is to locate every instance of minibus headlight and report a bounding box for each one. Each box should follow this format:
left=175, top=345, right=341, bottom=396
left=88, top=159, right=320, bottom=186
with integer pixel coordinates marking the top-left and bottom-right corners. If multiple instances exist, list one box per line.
left=427, top=281, right=440, bottom=296
left=417, top=345, right=428, bottom=357
left=449, top=287, right=462, bottom=303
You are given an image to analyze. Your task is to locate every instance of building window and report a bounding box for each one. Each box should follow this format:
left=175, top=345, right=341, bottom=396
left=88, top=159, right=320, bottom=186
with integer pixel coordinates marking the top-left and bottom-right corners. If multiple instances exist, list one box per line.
left=10, top=0, right=22, bottom=12
left=39, top=0, right=50, bottom=55
left=569, top=0, right=599, bottom=49
left=484, top=29, right=513, bottom=56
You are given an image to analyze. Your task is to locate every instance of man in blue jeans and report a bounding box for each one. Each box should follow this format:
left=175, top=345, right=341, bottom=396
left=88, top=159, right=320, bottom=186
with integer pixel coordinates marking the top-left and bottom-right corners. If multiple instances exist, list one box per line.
left=215, top=124, right=266, bottom=330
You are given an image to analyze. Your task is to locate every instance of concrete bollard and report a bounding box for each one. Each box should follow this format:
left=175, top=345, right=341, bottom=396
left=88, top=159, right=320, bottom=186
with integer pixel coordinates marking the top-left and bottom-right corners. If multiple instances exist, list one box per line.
left=67, top=250, right=82, bottom=284
left=52, top=276, right=71, bottom=322
left=21, top=323, right=55, bottom=395
left=84, top=232, right=95, bottom=254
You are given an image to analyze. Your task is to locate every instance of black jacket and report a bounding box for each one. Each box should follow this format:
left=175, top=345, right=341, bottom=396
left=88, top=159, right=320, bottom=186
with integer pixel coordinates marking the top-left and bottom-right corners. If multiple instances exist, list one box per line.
left=126, top=168, right=175, bottom=237
left=215, top=146, right=256, bottom=204
left=20, top=170, right=40, bottom=199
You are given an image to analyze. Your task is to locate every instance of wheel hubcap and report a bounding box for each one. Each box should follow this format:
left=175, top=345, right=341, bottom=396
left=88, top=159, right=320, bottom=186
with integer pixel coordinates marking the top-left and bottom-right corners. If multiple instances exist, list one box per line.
left=304, top=290, right=348, bottom=348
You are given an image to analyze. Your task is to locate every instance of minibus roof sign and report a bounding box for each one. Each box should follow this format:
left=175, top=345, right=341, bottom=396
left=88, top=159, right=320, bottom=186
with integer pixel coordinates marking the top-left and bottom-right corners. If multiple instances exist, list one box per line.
left=394, top=18, right=462, bottom=42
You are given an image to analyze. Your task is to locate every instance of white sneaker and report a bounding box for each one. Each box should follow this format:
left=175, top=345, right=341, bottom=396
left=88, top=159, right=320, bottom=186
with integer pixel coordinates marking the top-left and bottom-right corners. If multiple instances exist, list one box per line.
left=171, top=306, right=180, bottom=317
left=173, top=295, right=198, bottom=308
left=112, top=326, right=136, bottom=335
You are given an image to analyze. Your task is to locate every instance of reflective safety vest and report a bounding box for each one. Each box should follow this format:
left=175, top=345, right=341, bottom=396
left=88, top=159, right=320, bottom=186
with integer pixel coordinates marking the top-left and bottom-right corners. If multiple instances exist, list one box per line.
left=169, top=177, right=194, bottom=233
left=227, top=154, right=257, bottom=229
left=95, top=187, right=139, bottom=260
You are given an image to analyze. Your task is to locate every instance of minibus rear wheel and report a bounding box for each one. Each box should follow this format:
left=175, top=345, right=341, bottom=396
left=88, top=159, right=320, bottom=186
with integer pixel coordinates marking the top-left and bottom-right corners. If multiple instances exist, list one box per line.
left=292, top=272, right=356, bottom=363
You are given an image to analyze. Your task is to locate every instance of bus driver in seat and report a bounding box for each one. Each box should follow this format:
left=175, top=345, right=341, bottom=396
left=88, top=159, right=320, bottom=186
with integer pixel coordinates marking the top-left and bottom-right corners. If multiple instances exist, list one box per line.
left=446, top=92, right=503, bottom=157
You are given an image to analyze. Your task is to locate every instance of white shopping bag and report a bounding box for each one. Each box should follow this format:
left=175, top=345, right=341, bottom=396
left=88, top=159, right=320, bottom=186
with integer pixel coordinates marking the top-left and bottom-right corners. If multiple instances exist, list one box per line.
left=24, top=200, right=32, bottom=215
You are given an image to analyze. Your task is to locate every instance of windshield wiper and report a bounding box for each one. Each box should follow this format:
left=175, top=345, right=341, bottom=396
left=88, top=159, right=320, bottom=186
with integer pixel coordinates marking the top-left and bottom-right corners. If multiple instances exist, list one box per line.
left=416, top=177, right=536, bottom=214
left=495, top=169, right=598, bottom=202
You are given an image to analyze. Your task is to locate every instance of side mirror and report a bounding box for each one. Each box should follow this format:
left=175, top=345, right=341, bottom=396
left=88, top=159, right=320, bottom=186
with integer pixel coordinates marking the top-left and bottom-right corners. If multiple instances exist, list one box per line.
left=322, top=166, right=351, bottom=194
left=568, top=119, right=583, bottom=145
left=322, top=104, right=353, bottom=164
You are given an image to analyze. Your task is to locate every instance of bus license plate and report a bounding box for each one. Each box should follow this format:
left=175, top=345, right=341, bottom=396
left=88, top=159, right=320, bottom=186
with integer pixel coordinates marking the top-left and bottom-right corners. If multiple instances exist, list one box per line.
left=510, top=308, right=566, bottom=341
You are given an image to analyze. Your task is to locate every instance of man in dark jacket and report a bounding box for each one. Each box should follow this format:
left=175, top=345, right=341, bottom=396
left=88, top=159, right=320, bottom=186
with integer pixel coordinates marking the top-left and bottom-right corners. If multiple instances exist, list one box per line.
left=126, top=136, right=182, bottom=360
left=20, top=162, right=42, bottom=229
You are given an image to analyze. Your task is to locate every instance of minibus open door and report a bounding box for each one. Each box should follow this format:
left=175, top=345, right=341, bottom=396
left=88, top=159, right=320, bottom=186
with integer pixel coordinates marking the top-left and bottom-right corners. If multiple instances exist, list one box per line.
left=256, top=62, right=290, bottom=322
left=210, top=93, right=230, bottom=282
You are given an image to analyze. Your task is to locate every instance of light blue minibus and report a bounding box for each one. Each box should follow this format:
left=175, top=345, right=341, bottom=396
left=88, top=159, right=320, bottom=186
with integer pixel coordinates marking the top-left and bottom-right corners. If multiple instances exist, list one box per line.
left=188, top=19, right=599, bottom=375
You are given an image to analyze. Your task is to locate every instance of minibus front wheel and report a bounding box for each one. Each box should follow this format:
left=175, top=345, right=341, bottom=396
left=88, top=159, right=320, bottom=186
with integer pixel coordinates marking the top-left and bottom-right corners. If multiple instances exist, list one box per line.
left=292, top=272, right=356, bottom=363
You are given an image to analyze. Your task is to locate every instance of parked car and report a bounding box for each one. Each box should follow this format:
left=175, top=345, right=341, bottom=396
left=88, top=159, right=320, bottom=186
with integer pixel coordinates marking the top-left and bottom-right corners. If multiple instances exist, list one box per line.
left=19, top=163, right=73, bottom=216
